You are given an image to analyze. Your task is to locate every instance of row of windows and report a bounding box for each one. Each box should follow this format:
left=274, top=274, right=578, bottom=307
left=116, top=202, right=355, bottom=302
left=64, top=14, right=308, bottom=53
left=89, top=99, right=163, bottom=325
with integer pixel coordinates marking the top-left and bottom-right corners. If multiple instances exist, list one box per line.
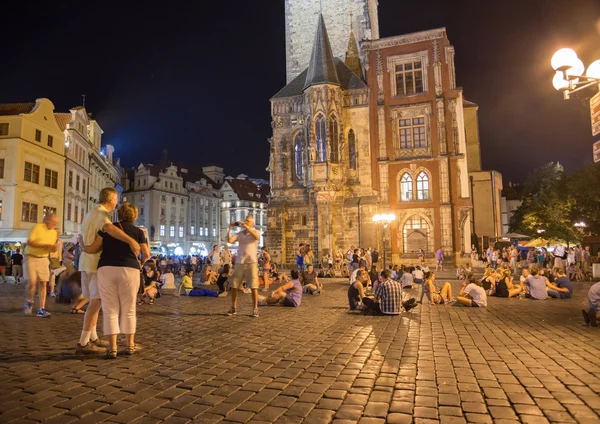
left=68, top=170, right=87, bottom=194
left=158, top=225, right=216, bottom=238
left=400, top=172, right=430, bottom=201
left=24, top=162, right=59, bottom=189
left=66, top=203, right=85, bottom=224
left=21, top=202, right=57, bottom=223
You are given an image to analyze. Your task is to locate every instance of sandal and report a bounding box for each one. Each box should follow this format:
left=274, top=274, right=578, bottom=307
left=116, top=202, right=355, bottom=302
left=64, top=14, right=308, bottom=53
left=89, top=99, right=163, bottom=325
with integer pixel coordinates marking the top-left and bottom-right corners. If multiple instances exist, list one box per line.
left=70, top=308, right=85, bottom=314
left=106, top=349, right=117, bottom=359
left=125, top=344, right=142, bottom=355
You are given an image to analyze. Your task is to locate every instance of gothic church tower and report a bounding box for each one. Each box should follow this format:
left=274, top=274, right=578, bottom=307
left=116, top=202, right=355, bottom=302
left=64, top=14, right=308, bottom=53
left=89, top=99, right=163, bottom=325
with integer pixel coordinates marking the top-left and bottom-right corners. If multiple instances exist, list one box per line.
left=284, top=0, right=379, bottom=83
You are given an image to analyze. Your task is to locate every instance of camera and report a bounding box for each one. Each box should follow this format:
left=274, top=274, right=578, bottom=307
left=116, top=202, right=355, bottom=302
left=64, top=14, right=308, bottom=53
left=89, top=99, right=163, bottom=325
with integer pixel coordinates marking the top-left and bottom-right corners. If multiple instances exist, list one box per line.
left=233, top=221, right=242, bottom=227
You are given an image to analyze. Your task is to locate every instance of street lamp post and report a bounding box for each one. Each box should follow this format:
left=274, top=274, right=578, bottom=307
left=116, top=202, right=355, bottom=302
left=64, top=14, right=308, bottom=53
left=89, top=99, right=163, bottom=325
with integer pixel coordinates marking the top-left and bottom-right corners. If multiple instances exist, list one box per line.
left=551, top=48, right=600, bottom=100
left=373, top=213, right=396, bottom=271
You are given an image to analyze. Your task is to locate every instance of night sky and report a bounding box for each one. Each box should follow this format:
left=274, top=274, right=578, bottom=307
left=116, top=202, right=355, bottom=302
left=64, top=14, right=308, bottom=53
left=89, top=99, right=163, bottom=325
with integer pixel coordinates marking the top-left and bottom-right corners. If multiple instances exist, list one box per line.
left=1, top=0, right=599, bottom=183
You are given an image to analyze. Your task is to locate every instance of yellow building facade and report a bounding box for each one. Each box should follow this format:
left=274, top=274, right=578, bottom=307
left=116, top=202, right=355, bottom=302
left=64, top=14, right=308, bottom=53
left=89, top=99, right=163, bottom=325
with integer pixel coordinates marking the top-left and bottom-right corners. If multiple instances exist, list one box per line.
left=0, top=99, right=66, bottom=240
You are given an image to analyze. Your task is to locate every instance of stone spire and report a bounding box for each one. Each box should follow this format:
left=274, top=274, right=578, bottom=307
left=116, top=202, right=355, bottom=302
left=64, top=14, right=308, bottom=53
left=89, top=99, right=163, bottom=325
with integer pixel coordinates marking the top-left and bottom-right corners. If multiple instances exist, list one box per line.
left=304, top=14, right=340, bottom=90
left=344, top=27, right=364, bottom=80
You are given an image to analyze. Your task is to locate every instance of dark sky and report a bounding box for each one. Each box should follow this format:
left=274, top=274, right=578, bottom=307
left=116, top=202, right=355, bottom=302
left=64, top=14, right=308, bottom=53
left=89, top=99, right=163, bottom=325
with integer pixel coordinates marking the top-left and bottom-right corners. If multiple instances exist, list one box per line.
left=1, top=0, right=599, bottom=183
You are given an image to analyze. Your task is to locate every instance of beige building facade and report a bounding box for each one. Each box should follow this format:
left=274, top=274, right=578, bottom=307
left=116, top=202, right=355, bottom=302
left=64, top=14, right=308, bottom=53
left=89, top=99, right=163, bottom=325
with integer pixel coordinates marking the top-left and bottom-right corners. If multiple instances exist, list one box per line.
left=0, top=99, right=66, bottom=240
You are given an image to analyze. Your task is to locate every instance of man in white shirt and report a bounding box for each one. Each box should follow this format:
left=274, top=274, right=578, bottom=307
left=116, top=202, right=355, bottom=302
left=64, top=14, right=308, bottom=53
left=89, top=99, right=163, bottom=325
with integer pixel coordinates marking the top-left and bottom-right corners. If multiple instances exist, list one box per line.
left=553, top=245, right=566, bottom=271
left=226, top=216, right=260, bottom=318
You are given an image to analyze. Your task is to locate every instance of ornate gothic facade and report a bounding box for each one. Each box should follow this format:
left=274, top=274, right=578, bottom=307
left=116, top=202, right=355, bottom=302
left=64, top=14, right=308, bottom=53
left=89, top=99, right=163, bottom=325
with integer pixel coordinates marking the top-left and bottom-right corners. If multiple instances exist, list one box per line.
left=268, top=5, right=480, bottom=267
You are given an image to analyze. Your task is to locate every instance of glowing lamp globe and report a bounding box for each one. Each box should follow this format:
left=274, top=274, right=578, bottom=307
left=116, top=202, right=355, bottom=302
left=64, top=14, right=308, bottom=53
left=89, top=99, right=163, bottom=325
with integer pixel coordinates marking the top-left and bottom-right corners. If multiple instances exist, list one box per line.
left=552, top=71, right=569, bottom=91
left=551, top=48, right=578, bottom=70
left=586, top=60, right=600, bottom=79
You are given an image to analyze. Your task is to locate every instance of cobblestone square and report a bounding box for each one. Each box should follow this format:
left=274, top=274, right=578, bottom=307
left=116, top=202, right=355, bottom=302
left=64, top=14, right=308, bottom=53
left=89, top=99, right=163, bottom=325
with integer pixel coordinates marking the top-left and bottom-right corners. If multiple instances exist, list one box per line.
left=1, top=274, right=599, bottom=423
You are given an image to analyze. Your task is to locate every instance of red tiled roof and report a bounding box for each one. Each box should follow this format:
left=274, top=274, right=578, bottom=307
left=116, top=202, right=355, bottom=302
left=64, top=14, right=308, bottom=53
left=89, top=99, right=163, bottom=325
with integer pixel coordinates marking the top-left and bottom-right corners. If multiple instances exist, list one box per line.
left=54, top=113, right=72, bottom=131
left=0, top=102, right=35, bottom=116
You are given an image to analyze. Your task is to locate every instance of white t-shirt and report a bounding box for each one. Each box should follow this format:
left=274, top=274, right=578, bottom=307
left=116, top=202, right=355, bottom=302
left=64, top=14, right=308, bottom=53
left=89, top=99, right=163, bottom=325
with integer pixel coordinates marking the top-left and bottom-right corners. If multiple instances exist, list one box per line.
left=412, top=269, right=424, bottom=280
left=235, top=230, right=259, bottom=264
left=464, top=283, right=487, bottom=307
left=350, top=268, right=360, bottom=284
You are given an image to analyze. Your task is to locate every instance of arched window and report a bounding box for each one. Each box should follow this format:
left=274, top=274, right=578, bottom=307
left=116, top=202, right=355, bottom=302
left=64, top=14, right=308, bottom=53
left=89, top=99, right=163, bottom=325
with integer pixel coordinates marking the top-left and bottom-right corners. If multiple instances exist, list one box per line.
left=403, top=215, right=429, bottom=254
left=329, top=116, right=339, bottom=162
left=416, top=171, right=430, bottom=200
left=400, top=173, right=412, bottom=201
left=348, top=129, right=357, bottom=170
left=315, top=115, right=327, bottom=163
left=294, top=134, right=304, bottom=181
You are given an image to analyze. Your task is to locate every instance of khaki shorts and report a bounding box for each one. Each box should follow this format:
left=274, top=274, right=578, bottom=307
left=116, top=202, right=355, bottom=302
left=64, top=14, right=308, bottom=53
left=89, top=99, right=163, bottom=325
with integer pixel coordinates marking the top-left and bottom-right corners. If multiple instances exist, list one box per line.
left=24, top=256, right=50, bottom=282
left=232, top=263, right=259, bottom=290
left=81, top=271, right=100, bottom=300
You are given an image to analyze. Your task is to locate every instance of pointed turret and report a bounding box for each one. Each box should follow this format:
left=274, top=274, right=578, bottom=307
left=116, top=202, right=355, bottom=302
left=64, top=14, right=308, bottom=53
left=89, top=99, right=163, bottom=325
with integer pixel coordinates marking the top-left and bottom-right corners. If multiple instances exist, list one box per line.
left=304, top=14, right=340, bottom=90
left=345, top=29, right=364, bottom=80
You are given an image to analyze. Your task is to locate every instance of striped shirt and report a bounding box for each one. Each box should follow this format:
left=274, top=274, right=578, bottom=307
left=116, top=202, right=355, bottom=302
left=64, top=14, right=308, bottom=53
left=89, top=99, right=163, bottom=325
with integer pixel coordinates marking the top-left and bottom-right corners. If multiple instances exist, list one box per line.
left=374, top=278, right=403, bottom=315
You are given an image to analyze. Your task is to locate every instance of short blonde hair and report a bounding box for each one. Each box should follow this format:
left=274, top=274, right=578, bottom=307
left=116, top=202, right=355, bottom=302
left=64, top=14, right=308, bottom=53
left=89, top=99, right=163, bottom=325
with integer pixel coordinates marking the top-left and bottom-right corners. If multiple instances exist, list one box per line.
left=118, top=203, right=138, bottom=223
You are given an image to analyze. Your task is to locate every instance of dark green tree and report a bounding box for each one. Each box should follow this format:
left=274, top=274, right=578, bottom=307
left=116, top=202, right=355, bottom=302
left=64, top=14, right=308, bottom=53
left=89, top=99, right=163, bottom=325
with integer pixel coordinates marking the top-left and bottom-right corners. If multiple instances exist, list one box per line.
left=569, top=162, right=600, bottom=236
left=509, top=162, right=580, bottom=243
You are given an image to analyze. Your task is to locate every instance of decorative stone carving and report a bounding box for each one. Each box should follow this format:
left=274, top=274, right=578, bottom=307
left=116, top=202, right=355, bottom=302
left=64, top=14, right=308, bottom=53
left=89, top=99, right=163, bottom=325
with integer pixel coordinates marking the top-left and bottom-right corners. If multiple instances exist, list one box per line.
left=378, top=106, right=386, bottom=159
left=439, top=158, right=449, bottom=204
left=389, top=103, right=432, bottom=159
left=445, top=46, right=456, bottom=90
left=437, top=99, right=447, bottom=154
left=363, top=28, right=445, bottom=51
left=448, top=99, right=460, bottom=154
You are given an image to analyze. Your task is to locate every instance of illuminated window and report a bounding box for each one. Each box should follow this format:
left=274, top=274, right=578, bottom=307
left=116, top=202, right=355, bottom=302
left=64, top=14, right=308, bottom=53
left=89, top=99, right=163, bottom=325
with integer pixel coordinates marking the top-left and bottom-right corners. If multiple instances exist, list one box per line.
left=159, top=224, right=165, bottom=236
left=43, top=206, right=57, bottom=218
left=22, top=202, right=38, bottom=222
left=315, top=114, right=327, bottom=163
left=348, top=129, right=357, bottom=170
left=395, top=61, right=424, bottom=96
left=191, top=225, right=195, bottom=235
left=416, top=172, right=430, bottom=200
left=212, top=227, right=216, bottom=237
left=400, top=173, right=413, bottom=201
left=169, top=225, right=175, bottom=237
left=179, top=226, right=184, bottom=238
left=329, top=116, right=339, bottom=163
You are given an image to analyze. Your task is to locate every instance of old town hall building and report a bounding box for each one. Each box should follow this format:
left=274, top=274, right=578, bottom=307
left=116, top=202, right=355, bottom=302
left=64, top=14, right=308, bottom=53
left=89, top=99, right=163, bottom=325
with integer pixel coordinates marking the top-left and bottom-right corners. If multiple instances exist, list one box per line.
left=267, top=0, right=487, bottom=266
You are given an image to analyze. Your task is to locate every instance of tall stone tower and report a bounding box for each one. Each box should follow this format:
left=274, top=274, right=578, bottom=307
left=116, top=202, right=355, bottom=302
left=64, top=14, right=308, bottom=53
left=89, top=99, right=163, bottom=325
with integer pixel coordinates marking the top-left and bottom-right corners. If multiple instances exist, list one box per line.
left=284, top=0, right=379, bottom=83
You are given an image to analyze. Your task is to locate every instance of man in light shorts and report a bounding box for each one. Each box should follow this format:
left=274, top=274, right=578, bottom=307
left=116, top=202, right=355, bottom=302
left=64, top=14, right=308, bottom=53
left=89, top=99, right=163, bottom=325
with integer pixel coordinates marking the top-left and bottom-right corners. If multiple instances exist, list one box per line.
left=226, top=215, right=260, bottom=318
left=23, top=214, right=60, bottom=318
left=76, top=187, right=141, bottom=354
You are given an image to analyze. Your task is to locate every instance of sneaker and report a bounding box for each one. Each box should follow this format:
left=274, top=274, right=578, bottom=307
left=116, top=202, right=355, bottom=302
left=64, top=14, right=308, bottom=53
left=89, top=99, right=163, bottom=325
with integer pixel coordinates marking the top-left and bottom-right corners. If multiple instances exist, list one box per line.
left=91, top=338, right=110, bottom=348
left=251, top=308, right=259, bottom=318
left=37, top=308, right=51, bottom=318
left=76, top=342, right=107, bottom=355
left=218, top=291, right=228, bottom=297
left=49, top=292, right=56, bottom=298
left=24, top=301, right=33, bottom=315
left=226, top=307, right=237, bottom=316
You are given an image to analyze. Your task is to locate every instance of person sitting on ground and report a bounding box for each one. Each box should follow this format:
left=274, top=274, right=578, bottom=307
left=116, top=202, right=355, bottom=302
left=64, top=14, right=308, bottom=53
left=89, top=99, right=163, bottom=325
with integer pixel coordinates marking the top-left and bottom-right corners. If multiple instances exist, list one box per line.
left=481, top=268, right=497, bottom=295
left=350, top=263, right=366, bottom=285
left=400, top=266, right=414, bottom=289
left=265, top=269, right=302, bottom=307
left=391, top=265, right=400, bottom=281
left=317, top=263, right=326, bottom=278
left=423, top=271, right=454, bottom=305
left=301, top=264, right=323, bottom=294
left=494, top=268, right=523, bottom=298
left=456, top=265, right=466, bottom=281
left=200, top=264, right=218, bottom=285
left=141, top=260, right=162, bottom=304
left=368, top=266, right=378, bottom=286
left=582, top=281, right=600, bottom=326
left=524, top=266, right=554, bottom=300
left=348, top=269, right=371, bottom=310
left=362, top=269, right=417, bottom=315
left=457, top=278, right=488, bottom=307
left=412, top=266, right=424, bottom=285
left=176, top=269, right=194, bottom=296
left=216, top=264, right=231, bottom=297
left=341, top=263, right=350, bottom=278
left=548, top=268, right=572, bottom=299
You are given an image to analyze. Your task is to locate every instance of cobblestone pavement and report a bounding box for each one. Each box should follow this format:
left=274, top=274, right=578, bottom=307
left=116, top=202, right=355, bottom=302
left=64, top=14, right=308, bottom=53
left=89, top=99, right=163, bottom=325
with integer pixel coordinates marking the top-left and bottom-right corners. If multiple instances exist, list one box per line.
left=1, top=273, right=600, bottom=424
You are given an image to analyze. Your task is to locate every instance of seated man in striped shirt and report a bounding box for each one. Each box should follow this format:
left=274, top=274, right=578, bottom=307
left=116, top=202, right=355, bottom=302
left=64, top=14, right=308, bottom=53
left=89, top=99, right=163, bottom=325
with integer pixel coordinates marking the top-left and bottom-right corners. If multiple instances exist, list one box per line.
left=362, top=269, right=416, bottom=315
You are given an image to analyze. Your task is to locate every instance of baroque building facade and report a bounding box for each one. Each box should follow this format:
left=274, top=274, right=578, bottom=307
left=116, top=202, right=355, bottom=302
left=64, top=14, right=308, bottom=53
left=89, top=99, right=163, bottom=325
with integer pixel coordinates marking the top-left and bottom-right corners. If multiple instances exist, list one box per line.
left=0, top=99, right=66, bottom=240
left=268, top=5, right=493, bottom=267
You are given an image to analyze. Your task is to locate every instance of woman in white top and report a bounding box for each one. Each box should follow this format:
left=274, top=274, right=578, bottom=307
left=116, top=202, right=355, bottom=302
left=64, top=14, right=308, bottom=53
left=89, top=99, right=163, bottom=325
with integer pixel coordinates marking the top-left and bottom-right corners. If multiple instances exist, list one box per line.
left=457, top=279, right=488, bottom=307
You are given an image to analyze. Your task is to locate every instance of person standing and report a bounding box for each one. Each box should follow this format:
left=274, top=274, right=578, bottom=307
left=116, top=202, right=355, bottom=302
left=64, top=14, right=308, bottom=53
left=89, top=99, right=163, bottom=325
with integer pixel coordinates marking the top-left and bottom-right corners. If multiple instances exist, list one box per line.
left=11, top=248, right=24, bottom=284
left=226, top=216, right=261, bottom=317
left=296, top=243, right=305, bottom=273
left=0, top=249, right=7, bottom=283
left=23, top=214, right=60, bottom=317
left=80, top=203, right=149, bottom=358
left=435, top=247, right=444, bottom=271
left=261, top=247, right=272, bottom=291
left=220, top=245, right=232, bottom=268
left=76, top=187, right=141, bottom=354
left=209, top=245, right=221, bottom=268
